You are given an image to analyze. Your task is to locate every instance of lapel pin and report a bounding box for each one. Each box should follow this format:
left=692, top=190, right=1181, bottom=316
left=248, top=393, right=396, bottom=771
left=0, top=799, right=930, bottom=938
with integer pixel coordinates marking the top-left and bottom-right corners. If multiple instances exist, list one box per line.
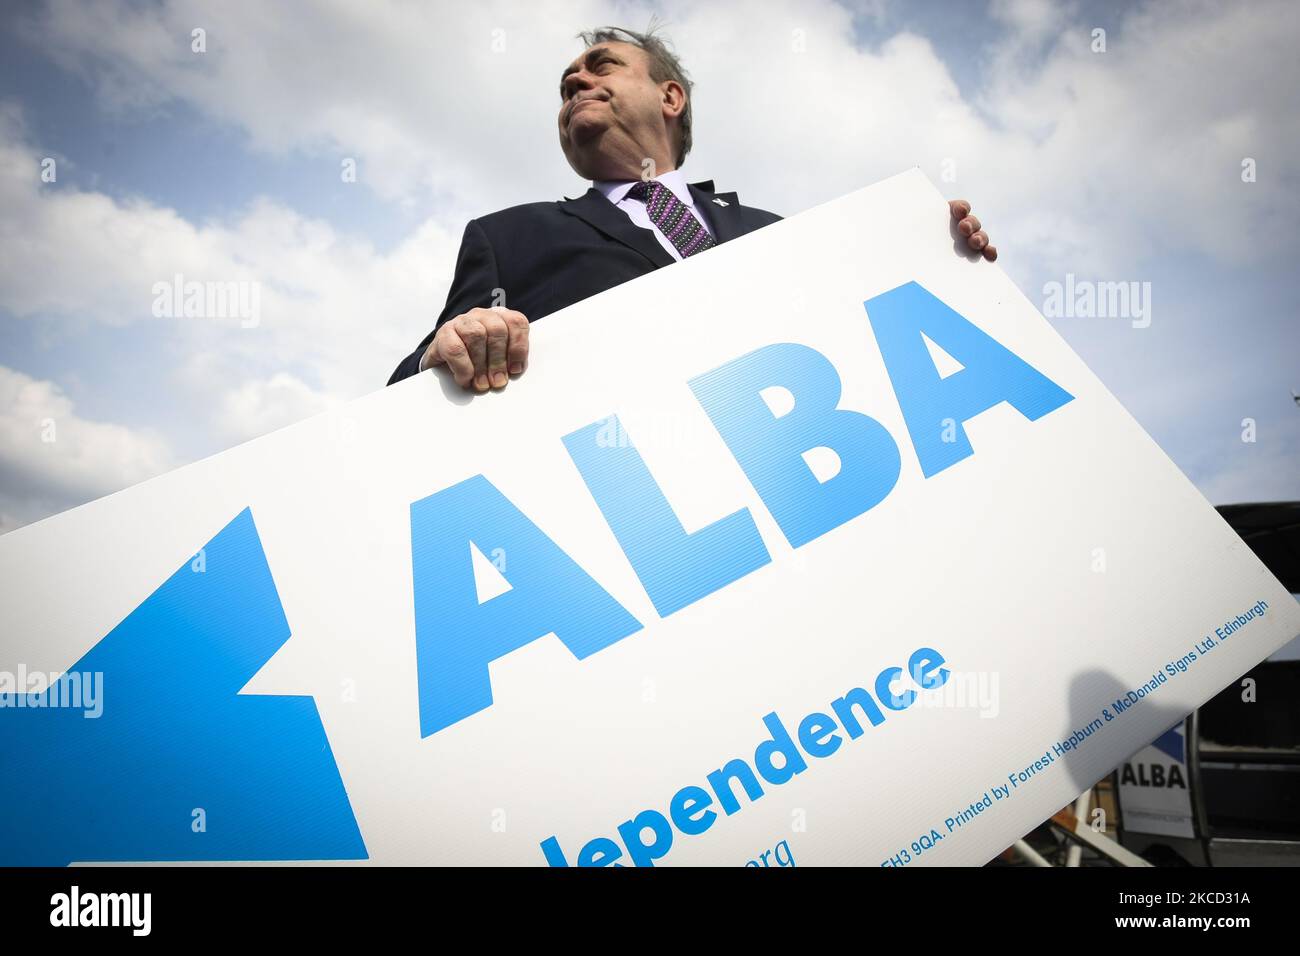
left=712, top=197, right=730, bottom=207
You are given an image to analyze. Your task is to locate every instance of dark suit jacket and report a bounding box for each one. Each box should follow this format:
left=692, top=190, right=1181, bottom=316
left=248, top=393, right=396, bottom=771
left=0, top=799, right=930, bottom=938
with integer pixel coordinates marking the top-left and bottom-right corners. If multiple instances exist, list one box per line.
left=387, top=180, right=782, bottom=384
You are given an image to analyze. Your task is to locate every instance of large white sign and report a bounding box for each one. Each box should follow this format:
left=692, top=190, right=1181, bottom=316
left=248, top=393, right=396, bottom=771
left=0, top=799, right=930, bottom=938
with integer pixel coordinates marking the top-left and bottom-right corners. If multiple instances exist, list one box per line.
left=2, top=170, right=1296, bottom=867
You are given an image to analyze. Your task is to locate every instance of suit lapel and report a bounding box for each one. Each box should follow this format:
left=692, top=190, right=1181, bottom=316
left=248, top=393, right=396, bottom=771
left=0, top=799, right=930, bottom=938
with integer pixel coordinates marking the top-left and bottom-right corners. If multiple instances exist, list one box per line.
left=558, top=187, right=674, bottom=269
left=688, top=180, right=744, bottom=244
left=559, top=179, right=748, bottom=266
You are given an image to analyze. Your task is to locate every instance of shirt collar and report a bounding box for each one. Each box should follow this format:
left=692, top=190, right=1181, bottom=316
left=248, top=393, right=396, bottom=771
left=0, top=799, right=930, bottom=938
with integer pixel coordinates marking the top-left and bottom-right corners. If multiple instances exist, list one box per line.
left=594, top=168, right=697, bottom=207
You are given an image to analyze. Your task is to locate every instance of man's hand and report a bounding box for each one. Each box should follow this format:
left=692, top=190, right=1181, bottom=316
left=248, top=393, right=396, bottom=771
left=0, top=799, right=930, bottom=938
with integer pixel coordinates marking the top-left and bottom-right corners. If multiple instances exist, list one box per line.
left=949, top=200, right=997, bottom=261
left=421, top=306, right=530, bottom=391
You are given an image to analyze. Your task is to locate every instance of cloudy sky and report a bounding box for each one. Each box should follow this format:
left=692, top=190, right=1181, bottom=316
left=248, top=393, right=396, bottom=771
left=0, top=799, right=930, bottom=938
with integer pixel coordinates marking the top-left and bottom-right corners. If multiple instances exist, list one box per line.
left=1, top=0, right=1297, bottom=533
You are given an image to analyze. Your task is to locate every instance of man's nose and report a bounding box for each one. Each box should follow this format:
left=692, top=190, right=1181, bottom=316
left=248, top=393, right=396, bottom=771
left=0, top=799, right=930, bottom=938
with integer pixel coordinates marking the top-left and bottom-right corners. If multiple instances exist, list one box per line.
left=562, top=70, right=594, bottom=100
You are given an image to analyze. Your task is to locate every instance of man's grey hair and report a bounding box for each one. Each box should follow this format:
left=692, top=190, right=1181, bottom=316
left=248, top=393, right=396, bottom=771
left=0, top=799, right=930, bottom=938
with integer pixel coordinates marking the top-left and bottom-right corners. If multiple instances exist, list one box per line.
left=577, top=24, right=694, bottom=168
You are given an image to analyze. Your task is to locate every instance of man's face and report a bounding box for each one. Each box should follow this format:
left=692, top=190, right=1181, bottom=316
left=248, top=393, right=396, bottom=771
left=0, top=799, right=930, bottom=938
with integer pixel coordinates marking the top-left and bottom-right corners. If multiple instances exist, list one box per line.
left=558, top=41, right=674, bottom=179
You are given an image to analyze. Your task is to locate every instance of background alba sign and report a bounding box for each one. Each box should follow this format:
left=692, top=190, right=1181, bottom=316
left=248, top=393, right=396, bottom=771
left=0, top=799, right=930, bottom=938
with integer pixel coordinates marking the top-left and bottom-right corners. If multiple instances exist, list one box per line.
left=1, top=170, right=1296, bottom=866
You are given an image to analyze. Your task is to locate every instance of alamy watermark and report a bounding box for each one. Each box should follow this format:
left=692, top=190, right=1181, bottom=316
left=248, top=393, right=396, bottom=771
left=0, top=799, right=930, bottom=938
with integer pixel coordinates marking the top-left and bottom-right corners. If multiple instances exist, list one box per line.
left=0, top=666, right=103, bottom=718
left=1042, top=273, right=1151, bottom=328
left=151, top=273, right=261, bottom=328
left=882, top=669, right=1001, bottom=719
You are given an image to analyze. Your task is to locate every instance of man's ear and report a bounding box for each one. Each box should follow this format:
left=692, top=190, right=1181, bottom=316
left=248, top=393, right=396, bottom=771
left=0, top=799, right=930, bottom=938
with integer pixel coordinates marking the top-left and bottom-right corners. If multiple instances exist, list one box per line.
left=660, top=80, right=686, bottom=121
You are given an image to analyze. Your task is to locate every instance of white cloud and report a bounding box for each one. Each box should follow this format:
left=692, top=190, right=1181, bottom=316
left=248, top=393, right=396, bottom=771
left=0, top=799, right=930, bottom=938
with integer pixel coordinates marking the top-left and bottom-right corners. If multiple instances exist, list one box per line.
left=0, top=94, right=472, bottom=520
left=24, top=0, right=614, bottom=209
left=0, top=100, right=461, bottom=402
left=0, top=365, right=176, bottom=531
left=214, top=371, right=341, bottom=443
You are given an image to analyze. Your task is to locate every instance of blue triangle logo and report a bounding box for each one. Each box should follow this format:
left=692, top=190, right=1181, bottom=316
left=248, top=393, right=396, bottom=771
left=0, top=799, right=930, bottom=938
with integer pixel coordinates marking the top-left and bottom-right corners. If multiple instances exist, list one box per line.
left=0, top=508, right=367, bottom=865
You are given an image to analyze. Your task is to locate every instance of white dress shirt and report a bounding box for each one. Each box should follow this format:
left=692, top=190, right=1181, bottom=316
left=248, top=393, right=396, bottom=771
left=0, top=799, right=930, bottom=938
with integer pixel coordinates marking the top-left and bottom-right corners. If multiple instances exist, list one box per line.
left=593, top=169, right=716, bottom=261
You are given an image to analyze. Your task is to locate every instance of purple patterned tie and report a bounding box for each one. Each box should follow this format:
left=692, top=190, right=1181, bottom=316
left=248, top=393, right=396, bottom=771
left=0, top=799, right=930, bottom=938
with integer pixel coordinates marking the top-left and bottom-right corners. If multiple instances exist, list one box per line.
left=627, top=180, right=716, bottom=258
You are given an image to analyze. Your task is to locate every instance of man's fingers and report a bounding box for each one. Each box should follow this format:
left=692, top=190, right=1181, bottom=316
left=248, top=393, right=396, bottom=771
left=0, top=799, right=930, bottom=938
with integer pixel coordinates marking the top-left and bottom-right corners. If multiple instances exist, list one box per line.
left=481, top=310, right=510, bottom=388
left=455, top=314, right=489, bottom=391
left=502, top=310, right=530, bottom=376
left=950, top=200, right=997, bottom=262
left=435, top=308, right=529, bottom=393
left=435, top=328, right=476, bottom=389
left=420, top=337, right=440, bottom=373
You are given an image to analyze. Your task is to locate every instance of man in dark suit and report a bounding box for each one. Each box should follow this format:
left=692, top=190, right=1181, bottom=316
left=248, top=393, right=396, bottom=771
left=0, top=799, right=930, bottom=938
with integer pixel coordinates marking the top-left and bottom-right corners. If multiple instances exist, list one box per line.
left=388, top=25, right=996, bottom=390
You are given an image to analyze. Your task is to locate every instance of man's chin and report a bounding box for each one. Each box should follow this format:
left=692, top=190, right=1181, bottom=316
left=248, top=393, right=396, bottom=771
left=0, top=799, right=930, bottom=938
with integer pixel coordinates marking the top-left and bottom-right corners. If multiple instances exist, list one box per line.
left=565, top=114, right=609, bottom=145
left=562, top=128, right=610, bottom=179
